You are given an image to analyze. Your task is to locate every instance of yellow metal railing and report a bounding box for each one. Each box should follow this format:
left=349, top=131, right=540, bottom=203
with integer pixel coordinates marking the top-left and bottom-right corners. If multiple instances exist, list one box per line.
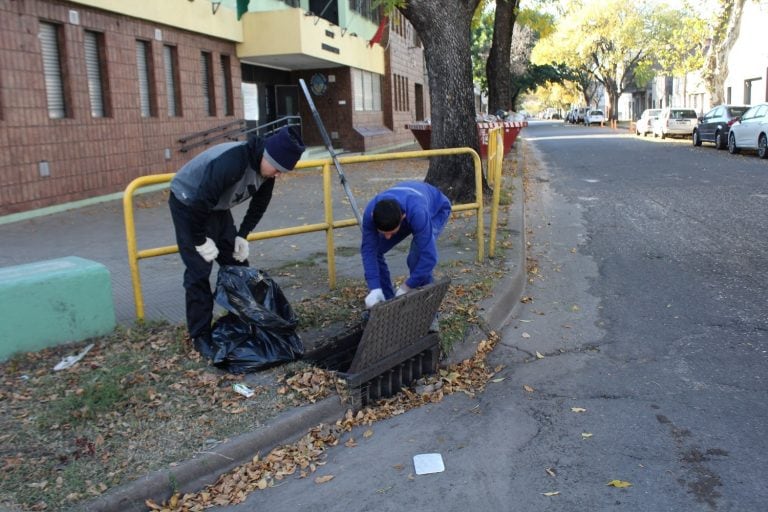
left=487, top=126, right=504, bottom=257
left=123, top=147, right=501, bottom=320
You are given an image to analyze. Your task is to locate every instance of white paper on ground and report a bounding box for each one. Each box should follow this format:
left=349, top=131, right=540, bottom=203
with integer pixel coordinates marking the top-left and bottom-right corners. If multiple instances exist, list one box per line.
left=53, top=343, right=94, bottom=371
left=413, top=453, right=445, bottom=475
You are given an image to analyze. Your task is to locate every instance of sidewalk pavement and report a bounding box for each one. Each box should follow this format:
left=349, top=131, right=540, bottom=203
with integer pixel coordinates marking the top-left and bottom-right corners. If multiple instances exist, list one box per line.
left=0, top=152, right=526, bottom=512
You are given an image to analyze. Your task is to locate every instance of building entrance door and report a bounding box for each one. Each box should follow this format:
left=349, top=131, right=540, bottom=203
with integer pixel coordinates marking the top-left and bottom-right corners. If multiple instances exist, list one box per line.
left=275, top=85, right=299, bottom=119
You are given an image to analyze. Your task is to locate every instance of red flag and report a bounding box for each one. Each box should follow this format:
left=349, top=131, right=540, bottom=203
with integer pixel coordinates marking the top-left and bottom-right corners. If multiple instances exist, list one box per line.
left=368, top=16, right=388, bottom=47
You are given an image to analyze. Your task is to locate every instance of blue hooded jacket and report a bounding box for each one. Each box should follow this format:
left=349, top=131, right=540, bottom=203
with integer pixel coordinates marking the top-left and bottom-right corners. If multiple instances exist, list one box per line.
left=361, top=181, right=452, bottom=290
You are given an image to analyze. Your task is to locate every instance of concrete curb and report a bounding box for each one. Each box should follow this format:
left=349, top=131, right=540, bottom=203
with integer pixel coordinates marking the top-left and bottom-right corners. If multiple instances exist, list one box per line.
left=82, top=155, right=527, bottom=511
left=445, top=166, right=527, bottom=366
left=82, top=397, right=347, bottom=512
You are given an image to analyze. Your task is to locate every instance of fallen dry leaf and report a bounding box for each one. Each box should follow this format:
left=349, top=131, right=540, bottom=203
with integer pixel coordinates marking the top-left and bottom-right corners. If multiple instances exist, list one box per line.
left=535, top=351, right=544, bottom=359
left=607, top=480, right=632, bottom=488
left=151, top=332, right=505, bottom=509
left=545, top=467, right=556, bottom=477
left=521, top=332, right=531, bottom=338
left=581, top=432, right=593, bottom=439
left=541, top=491, right=560, bottom=496
left=144, top=499, right=162, bottom=510
left=571, top=407, right=587, bottom=413
left=523, top=385, right=535, bottom=393
left=490, top=377, right=505, bottom=383
left=315, top=475, right=334, bottom=484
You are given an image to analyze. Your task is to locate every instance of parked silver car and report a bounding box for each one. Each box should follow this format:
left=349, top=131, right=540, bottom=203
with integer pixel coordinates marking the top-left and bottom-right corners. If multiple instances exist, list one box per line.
left=653, top=107, right=698, bottom=139
left=584, top=109, right=605, bottom=126
left=635, top=108, right=661, bottom=136
left=727, top=103, right=768, bottom=158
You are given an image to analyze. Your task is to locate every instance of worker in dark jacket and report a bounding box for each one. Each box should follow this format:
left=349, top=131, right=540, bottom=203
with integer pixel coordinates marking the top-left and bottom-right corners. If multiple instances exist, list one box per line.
left=168, top=126, right=305, bottom=352
left=361, top=181, right=452, bottom=312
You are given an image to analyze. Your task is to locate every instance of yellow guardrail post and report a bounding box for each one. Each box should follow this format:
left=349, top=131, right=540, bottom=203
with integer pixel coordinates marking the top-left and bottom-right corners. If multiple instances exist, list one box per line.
left=123, top=147, right=485, bottom=320
left=322, top=162, right=337, bottom=288
left=122, top=173, right=175, bottom=321
left=486, top=126, right=498, bottom=187
left=489, top=128, right=504, bottom=257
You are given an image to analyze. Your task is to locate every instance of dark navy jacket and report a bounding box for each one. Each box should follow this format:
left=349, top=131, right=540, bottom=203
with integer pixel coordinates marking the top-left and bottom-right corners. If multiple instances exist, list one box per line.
left=170, top=136, right=273, bottom=245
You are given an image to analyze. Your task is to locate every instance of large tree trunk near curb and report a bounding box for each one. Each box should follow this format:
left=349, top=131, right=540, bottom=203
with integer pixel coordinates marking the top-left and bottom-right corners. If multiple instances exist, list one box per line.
left=400, top=0, right=482, bottom=204
left=703, top=0, right=745, bottom=105
left=486, top=0, right=520, bottom=114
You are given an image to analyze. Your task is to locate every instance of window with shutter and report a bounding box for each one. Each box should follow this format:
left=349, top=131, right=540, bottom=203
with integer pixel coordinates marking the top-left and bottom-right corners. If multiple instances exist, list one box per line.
left=39, top=21, right=67, bottom=119
left=164, top=45, right=180, bottom=117
left=352, top=68, right=363, bottom=111
left=84, top=30, right=106, bottom=118
left=220, top=55, right=233, bottom=116
left=136, top=40, right=156, bottom=117
left=201, top=51, right=215, bottom=116
left=351, top=68, right=382, bottom=112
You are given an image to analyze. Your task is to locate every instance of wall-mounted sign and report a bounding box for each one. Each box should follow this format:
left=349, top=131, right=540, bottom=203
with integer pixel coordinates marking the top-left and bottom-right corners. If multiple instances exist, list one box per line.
left=241, top=82, right=259, bottom=121
left=310, top=73, right=328, bottom=96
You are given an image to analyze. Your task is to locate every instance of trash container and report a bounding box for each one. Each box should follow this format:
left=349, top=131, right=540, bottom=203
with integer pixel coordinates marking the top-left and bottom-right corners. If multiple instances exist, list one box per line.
left=406, top=121, right=527, bottom=158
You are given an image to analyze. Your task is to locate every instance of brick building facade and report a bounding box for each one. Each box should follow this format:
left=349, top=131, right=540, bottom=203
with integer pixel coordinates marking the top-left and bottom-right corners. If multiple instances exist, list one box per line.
left=0, top=0, right=241, bottom=215
left=0, top=1, right=429, bottom=215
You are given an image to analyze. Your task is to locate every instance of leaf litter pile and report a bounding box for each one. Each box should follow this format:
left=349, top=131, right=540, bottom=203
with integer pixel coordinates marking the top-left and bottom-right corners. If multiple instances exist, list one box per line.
left=0, top=257, right=509, bottom=511
left=146, top=332, right=503, bottom=511
left=0, top=160, right=518, bottom=511
left=0, top=322, right=333, bottom=511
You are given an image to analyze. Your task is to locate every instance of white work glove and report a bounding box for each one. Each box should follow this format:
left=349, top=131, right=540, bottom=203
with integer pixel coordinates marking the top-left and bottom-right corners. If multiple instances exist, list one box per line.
left=395, top=283, right=411, bottom=297
left=233, top=236, right=249, bottom=262
left=365, top=288, right=386, bottom=309
left=195, top=237, right=219, bottom=263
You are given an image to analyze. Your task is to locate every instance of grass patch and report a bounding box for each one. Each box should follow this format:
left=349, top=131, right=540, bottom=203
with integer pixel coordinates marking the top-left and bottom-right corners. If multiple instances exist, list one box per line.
left=334, top=246, right=359, bottom=257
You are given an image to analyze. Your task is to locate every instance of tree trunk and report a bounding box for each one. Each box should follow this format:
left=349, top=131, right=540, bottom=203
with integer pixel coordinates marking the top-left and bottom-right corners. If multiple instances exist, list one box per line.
left=486, top=0, right=520, bottom=114
left=703, top=0, right=745, bottom=104
left=400, top=0, right=482, bottom=203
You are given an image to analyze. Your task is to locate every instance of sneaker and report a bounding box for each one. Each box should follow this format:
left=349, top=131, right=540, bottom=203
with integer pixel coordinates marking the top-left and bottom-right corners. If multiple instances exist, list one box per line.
left=192, top=333, right=215, bottom=360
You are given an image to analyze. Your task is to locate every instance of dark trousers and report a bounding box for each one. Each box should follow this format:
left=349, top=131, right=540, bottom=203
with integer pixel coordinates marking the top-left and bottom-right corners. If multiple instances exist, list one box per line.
left=169, top=193, right=248, bottom=338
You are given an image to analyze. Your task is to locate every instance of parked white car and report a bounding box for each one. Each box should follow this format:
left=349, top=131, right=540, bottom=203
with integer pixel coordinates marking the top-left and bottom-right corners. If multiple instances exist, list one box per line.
left=584, top=109, right=605, bottom=126
left=727, top=103, right=768, bottom=158
left=635, top=108, right=661, bottom=136
left=653, top=107, right=698, bottom=139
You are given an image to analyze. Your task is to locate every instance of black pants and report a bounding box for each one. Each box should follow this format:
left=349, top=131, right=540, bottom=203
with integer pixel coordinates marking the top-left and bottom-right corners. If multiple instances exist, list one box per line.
left=169, top=193, right=248, bottom=338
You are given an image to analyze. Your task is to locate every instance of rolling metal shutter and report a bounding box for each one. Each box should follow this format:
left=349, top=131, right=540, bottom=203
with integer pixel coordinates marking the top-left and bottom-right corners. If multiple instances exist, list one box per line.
left=39, top=22, right=66, bottom=119
left=84, top=31, right=104, bottom=118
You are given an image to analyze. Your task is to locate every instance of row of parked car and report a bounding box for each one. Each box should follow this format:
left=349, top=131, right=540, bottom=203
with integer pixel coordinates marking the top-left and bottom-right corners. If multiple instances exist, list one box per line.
left=566, top=107, right=606, bottom=125
left=634, top=104, right=768, bottom=158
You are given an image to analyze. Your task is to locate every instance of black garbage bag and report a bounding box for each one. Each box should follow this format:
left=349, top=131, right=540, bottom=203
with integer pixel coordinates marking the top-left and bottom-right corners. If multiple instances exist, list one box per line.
left=203, top=266, right=304, bottom=373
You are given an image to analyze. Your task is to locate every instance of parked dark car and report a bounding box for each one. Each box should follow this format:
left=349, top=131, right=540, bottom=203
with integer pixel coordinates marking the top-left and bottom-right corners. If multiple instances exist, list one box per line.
left=693, top=104, right=749, bottom=149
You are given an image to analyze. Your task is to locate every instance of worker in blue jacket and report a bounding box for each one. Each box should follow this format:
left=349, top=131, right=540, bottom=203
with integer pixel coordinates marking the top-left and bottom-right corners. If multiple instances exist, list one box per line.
left=361, top=181, right=452, bottom=312
left=168, top=126, right=305, bottom=353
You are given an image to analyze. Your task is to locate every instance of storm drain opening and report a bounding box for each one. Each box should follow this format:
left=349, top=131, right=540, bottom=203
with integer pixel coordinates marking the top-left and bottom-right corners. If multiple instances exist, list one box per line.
left=304, top=278, right=450, bottom=409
